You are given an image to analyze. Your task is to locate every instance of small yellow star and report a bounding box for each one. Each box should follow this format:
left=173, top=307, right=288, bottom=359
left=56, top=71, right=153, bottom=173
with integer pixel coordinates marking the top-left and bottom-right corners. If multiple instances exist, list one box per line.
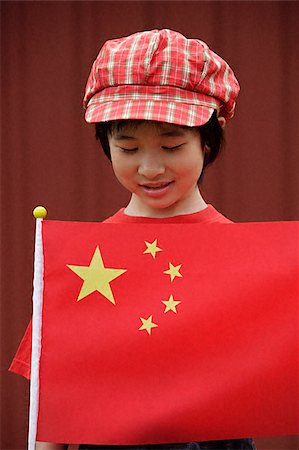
left=143, top=239, right=163, bottom=259
left=163, top=262, right=183, bottom=281
left=162, top=294, right=181, bottom=313
left=139, top=315, right=158, bottom=335
left=67, top=246, right=127, bottom=304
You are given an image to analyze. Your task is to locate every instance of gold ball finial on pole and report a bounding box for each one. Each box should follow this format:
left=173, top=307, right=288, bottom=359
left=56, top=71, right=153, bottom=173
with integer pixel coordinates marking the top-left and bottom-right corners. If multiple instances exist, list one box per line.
left=33, top=206, right=47, bottom=219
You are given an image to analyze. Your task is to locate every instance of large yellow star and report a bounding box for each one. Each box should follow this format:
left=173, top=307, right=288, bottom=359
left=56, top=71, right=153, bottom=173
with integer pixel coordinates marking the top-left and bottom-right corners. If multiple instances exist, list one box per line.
left=162, top=294, right=181, bottom=313
left=163, top=262, right=183, bottom=281
left=67, top=246, right=127, bottom=304
left=143, top=239, right=162, bottom=259
left=139, top=315, right=158, bottom=335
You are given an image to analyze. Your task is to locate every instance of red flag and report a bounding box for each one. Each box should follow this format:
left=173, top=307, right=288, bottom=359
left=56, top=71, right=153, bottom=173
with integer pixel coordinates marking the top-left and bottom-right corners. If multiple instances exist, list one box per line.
left=31, top=220, right=298, bottom=445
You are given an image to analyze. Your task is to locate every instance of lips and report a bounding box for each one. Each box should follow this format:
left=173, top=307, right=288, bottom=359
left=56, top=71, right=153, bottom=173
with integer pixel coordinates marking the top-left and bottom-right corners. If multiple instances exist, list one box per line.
left=139, top=181, right=174, bottom=198
left=140, top=181, right=173, bottom=189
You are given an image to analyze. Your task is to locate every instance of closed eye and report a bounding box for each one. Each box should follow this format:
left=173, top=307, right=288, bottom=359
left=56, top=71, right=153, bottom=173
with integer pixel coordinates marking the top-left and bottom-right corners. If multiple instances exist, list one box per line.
left=119, top=147, right=138, bottom=153
left=162, top=144, right=184, bottom=150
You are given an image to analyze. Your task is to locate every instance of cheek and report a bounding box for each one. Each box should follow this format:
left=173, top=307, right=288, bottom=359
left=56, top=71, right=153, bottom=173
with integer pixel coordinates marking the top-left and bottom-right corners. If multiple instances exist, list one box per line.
left=174, top=150, right=204, bottom=177
left=110, top=153, right=135, bottom=182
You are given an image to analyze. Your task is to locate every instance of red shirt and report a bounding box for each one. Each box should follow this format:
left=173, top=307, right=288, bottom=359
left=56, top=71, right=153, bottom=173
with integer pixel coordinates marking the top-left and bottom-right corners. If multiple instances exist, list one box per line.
left=9, top=205, right=231, bottom=379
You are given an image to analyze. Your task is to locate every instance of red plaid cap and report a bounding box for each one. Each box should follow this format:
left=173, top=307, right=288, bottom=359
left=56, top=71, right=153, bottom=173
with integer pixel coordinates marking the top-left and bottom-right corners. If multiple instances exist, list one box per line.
left=83, top=29, right=240, bottom=127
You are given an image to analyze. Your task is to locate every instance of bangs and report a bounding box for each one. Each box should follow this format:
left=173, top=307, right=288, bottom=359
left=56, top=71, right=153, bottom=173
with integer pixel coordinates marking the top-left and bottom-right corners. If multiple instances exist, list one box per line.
left=107, top=119, right=191, bottom=136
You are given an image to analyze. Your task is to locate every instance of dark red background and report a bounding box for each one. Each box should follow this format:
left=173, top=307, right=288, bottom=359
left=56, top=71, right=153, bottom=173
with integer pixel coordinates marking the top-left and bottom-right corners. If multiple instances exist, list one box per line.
left=1, top=1, right=298, bottom=449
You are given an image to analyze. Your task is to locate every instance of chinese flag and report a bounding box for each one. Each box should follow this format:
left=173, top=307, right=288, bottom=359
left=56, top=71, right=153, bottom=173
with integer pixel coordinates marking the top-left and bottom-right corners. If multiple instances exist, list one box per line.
left=30, top=220, right=298, bottom=445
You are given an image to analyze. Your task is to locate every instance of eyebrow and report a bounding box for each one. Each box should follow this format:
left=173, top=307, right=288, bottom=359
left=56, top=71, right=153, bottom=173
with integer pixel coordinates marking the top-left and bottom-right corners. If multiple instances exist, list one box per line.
left=113, top=134, right=137, bottom=141
left=158, top=129, right=186, bottom=137
left=113, top=129, right=186, bottom=140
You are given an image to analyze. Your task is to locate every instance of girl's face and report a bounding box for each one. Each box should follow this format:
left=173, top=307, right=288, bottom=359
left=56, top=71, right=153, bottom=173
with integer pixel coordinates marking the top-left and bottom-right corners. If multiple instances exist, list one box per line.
left=108, top=121, right=205, bottom=218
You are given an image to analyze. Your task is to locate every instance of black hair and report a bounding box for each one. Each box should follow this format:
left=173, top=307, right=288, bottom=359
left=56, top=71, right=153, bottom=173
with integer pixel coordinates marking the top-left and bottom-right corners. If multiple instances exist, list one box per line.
left=95, top=110, right=224, bottom=182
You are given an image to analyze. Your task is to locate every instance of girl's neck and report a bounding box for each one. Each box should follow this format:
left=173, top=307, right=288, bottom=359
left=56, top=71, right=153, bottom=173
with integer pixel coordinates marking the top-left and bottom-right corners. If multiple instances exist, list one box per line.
left=124, top=187, right=207, bottom=218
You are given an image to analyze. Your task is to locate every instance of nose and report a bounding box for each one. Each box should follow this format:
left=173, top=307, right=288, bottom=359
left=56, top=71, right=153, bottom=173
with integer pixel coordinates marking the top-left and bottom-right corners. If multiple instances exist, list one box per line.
left=138, top=155, right=166, bottom=179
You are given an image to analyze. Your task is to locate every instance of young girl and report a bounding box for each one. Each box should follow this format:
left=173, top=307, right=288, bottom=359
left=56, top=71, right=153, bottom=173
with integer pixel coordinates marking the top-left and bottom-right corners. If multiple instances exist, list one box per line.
left=10, top=29, right=256, bottom=450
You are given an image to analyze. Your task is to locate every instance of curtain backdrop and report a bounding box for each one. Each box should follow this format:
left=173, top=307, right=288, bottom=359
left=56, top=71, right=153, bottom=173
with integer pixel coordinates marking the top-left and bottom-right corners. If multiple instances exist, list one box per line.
left=1, top=2, right=298, bottom=449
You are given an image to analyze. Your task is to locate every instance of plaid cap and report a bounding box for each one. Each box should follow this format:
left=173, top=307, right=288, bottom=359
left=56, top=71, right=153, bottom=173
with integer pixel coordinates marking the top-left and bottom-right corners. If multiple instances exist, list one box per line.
left=83, top=29, right=240, bottom=127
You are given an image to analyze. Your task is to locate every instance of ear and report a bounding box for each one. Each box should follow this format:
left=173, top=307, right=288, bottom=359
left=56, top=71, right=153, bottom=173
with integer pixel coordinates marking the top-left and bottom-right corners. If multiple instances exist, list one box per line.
left=218, top=116, right=226, bottom=129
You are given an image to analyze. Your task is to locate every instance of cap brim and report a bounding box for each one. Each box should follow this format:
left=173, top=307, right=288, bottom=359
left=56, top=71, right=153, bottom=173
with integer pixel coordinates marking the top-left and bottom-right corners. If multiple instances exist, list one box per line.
left=85, top=99, right=215, bottom=127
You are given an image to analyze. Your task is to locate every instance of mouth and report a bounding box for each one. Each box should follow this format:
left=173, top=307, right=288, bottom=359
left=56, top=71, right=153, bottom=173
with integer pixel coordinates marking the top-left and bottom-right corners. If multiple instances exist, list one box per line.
left=140, top=181, right=173, bottom=190
left=139, top=181, right=174, bottom=198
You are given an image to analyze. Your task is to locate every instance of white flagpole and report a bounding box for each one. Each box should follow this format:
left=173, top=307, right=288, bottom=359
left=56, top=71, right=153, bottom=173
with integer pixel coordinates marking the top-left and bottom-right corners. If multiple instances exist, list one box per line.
left=28, top=207, right=47, bottom=450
